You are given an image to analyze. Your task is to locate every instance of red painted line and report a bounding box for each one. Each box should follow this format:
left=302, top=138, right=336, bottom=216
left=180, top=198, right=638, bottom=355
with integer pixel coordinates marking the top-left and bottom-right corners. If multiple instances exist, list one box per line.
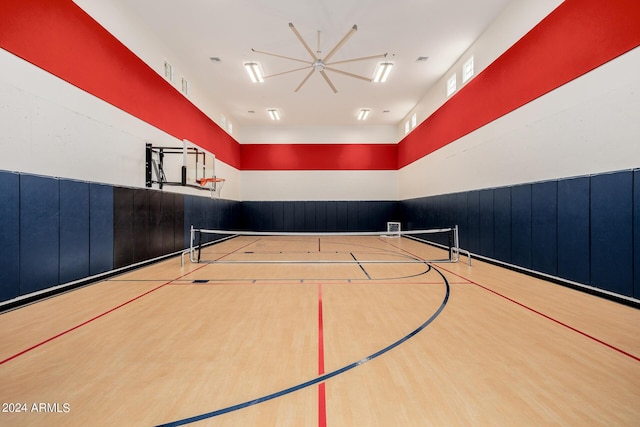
left=317, top=283, right=327, bottom=427
left=0, top=263, right=210, bottom=366
left=435, top=265, right=640, bottom=363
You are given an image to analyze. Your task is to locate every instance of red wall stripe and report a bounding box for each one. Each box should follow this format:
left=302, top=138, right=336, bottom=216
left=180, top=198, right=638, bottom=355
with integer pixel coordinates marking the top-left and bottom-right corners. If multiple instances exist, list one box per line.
left=0, top=0, right=241, bottom=168
left=1, top=0, right=639, bottom=172
left=241, top=144, right=397, bottom=170
left=397, top=0, right=640, bottom=168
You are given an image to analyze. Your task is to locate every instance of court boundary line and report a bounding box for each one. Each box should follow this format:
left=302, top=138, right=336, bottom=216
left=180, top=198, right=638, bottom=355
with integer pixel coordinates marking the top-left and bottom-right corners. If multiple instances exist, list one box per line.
left=379, top=237, right=640, bottom=363
left=0, top=240, right=261, bottom=366
left=1, top=282, right=171, bottom=365
left=154, top=266, right=451, bottom=427
left=435, top=265, right=640, bottom=363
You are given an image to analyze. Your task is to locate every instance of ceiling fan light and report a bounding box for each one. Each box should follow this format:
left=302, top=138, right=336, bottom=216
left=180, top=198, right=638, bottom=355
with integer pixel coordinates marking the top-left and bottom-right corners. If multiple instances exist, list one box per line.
left=357, top=109, right=370, bottom=120
left=374, top=62, right=393, bottom=83
left=244, top=62, right=264, bottom=83
left=267, top=109, right=280, bottom=120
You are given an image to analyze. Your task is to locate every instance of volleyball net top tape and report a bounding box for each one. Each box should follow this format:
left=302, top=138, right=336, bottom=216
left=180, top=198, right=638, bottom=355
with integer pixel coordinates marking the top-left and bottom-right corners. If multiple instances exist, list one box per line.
left=181, top=223, right=471, bottom=266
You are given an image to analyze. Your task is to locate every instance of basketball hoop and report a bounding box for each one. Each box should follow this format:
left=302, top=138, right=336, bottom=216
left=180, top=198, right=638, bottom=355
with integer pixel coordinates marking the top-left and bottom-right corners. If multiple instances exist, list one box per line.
left=197, top=177, right=225, bottom=198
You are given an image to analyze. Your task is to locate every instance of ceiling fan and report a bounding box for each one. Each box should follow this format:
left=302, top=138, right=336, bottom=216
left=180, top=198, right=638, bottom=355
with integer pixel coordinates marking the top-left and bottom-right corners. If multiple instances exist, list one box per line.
left=252, top=23, right=387, bottom=93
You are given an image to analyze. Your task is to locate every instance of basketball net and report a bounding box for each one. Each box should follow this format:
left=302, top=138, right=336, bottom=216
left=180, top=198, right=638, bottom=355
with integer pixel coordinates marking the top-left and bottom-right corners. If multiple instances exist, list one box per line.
left=197, top=177, right=225, bottom=198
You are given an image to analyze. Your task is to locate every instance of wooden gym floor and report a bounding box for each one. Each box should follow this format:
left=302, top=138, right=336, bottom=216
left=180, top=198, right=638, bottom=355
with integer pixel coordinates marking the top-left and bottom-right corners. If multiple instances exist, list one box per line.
left=1, top=235, right=639, bottom=426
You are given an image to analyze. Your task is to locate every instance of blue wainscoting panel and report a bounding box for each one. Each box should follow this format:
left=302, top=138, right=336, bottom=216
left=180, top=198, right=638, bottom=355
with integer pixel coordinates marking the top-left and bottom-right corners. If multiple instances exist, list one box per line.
left=0, top=171, right=20, bottom=301
left=283, top=202, right=295, bottom=231
left=316, top=202, right=328, bottom=231
left=133, top=189, right=150, bottom=263
left=113, top=186, right=134, bottom=269
left=149, top=190, right=163, bottom=258
left=161, top=192, right=176, bottom=254
left=479, top=189, right=495, bottom=258
left=346, top=202, right=358, bottom=231
left=173, top=193, right=184, bottom=251
left=59, top=180, right=90, bottom=283
left=466, top=191, right=480, bottom=254
left=20, top=174, right=60, bottom=295
left=272, top=201, right=285, bottom=231
left=634, top=170, right=640, bottom=299
left=326, top=201, right=337, bottom=231
left=183, top=195, right=194, bottom=245
left=511, top=184, right=532, bottom=269
left=89, top=183, right=113, bottom=275
left=531, top=181, right=558, bottom=276
left=493, top=187, right=512, bottom=264
left=454, top=193, right=469, bottom=250
left=336, top=202, right=348, bottom=231
left=305, top=202, right=317, bottom=231
left=591, top=171, right=633, bottom=296
left=294, top=201, right=305, bottom=231
left=557, top=177, right=590, bottom=285
left=263, top=201, right=275, bottom=231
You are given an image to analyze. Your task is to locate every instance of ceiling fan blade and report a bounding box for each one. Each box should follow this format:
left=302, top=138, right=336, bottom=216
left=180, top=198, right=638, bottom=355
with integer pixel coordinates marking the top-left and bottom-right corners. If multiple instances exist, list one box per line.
left=327, top=53, right=387, bottom=66
left=251, top=48, right=311, bottom=65
left=294, top=68, right=315, bottom=92
left=320, top=70, right=338, bottom=93
left=289, top=23, right=318, bottom=61
left=322, top=25, right=357, bottom=63
left=325, top=67, right=372, bottom=82
left=264, top=65, right=312, bottom=79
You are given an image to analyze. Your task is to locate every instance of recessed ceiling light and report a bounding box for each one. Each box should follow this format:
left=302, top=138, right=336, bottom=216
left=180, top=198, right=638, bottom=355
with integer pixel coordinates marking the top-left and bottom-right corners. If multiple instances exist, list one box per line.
left=244, top=62, right=264, bottom=83
left=357, top=109, right=371, bottom=120
left=373, top=62, right=393, bottom=83
left=267, top=109, right=280, bottom=120
left=209, top=57, right=221, bottom=62
left=416, top=56, right=429, bottom=62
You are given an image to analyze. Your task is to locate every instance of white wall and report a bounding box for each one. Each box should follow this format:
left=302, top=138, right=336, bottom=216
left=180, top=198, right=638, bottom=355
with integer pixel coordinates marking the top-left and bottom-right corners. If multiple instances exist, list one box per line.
left=239, top=124, right=397, bottom=144
left=398, top=47, right=640, bottom=200
left=0, top=48, right=241, bottom=199
left=241, top=170, right=397, bottom=201
left=398, top=0, right=564, bottom=138
left=6, top=0, right=634, bottom=205
left=240, top=124, right=398, bottom=201
left=71, top=0, right=235, bottom=138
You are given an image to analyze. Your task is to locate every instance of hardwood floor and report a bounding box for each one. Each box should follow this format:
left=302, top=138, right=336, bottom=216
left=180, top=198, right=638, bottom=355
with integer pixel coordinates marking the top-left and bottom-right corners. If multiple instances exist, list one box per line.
left=1, top=236, right=638, bottom=426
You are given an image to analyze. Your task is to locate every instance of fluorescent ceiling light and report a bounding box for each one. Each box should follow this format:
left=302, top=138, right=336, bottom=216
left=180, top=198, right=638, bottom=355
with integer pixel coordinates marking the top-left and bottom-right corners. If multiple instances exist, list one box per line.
left=357, top=109, right=370, bottom=120
left=373, top=62, right=393, bottom=82
left=244, top=62, right=264, bottom=83
left=267, top=109, right=280, bottom=120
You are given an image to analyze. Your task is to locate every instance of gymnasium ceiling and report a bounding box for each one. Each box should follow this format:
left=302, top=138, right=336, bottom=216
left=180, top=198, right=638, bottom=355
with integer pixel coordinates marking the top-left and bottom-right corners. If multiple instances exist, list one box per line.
left=80, top=0, right=514, bottom=128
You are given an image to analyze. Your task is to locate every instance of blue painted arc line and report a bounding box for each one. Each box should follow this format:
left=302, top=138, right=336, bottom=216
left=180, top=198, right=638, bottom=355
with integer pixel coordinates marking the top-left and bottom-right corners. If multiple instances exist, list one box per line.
left=156, top=267, right=451, bottom=427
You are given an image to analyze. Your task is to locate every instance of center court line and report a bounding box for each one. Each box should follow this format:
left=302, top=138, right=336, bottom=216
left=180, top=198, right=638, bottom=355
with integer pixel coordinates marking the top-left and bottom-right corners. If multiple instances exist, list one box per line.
left=155, top=268, right=451, bottom=427
left=318, top=283, right=327, bottom=427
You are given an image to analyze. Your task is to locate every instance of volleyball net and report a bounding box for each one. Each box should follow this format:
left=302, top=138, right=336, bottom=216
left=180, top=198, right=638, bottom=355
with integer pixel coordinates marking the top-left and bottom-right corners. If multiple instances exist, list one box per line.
left=182, top=224, right=471, bottom=266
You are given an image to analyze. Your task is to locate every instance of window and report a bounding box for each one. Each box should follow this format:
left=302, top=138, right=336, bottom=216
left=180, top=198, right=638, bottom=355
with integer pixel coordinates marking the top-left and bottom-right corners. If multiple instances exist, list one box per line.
left=163, top=60, right=174, bottom=82
left=446, top=74, right=457, bottom=97
left=462, top=56, right=474, bottom=83
left=181, top=78, right=190, bottom=96
left=411, top=113, right=417, bottom=129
